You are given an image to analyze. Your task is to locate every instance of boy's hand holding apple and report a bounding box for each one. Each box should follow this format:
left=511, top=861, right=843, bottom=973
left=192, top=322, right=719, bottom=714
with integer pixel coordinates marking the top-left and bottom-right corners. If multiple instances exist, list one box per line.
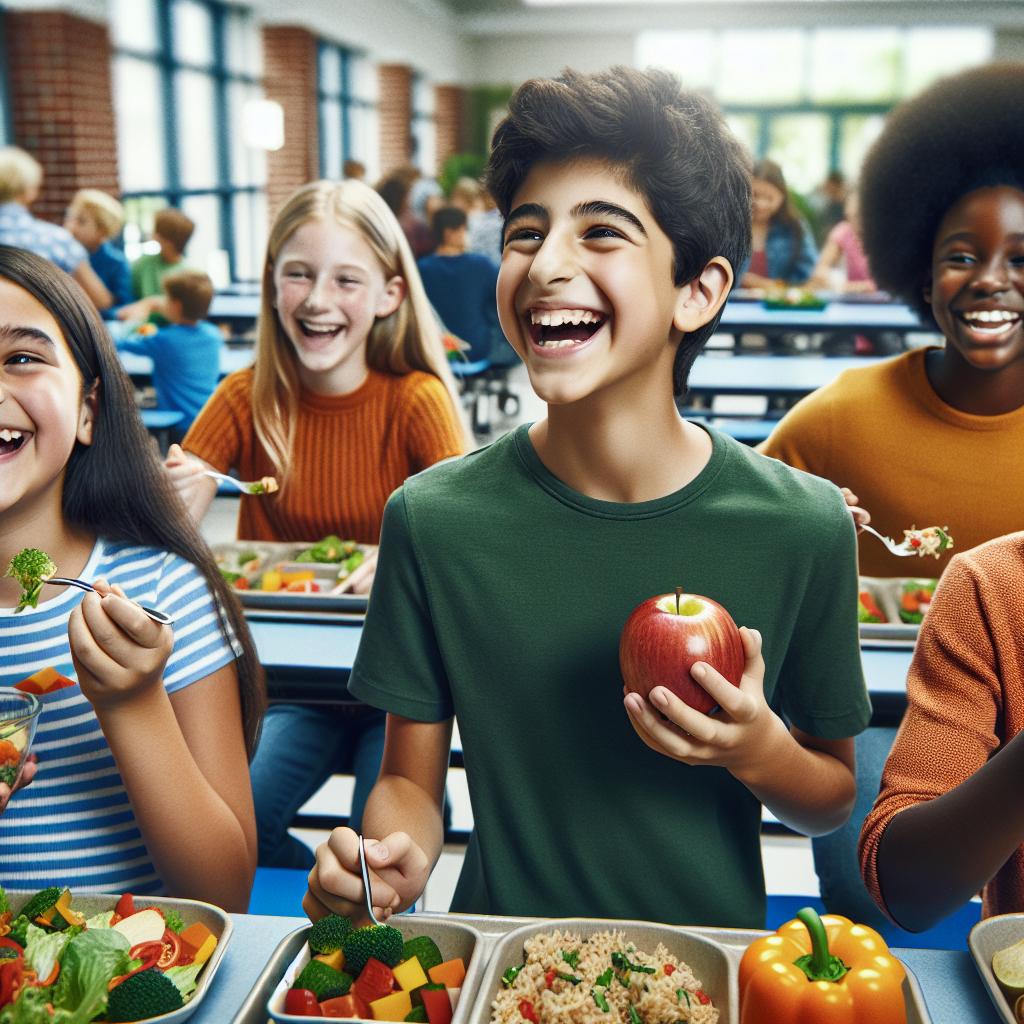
left=621, top=590, right=789, bottom=778
left=304, top=826, right=431, bottom=925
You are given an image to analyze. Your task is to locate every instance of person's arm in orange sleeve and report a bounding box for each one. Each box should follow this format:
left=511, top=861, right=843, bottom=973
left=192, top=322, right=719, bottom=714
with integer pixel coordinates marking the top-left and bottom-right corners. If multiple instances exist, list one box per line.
left=860, top=551, right=1023, bottom=931
left=404, top=375, right=468, bottom=472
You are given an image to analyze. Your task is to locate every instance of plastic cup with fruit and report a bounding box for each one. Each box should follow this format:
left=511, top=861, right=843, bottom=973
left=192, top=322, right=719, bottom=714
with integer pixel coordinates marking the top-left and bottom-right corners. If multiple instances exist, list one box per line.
left=0, top=691, right=42, bottom=791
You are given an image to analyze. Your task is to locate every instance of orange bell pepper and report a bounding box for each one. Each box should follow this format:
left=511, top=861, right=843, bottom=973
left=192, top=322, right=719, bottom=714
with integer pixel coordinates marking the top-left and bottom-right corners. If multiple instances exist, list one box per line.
left=739, top=907, right=907, bottom=1024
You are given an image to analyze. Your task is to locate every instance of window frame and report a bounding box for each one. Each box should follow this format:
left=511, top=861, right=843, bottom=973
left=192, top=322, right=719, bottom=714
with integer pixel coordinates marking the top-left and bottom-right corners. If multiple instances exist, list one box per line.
left=317, top=39, right=377, bottom=181
left=113, top=0, right=264, bottom=282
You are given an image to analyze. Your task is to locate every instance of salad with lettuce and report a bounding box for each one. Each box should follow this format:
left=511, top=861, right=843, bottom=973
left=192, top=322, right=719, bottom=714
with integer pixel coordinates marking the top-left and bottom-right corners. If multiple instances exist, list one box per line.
left=0, top=886, right=217, bottom=1023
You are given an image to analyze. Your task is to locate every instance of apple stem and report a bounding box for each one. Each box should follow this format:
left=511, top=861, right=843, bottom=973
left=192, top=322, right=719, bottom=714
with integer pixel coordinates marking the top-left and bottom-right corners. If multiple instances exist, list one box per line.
left=675, top=586, right=682, bottom=616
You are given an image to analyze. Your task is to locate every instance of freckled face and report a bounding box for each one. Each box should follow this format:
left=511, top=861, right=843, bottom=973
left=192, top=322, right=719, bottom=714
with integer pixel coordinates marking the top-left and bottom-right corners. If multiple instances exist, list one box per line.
left=928, top=186, right=1024, bottom=373
left=0, top=279, right=93, bottom=521
left=496, top=158, right=684, bottom=407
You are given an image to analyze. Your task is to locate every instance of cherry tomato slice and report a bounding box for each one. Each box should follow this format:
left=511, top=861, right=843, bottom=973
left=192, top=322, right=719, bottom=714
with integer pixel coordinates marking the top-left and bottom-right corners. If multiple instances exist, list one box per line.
left=156, top=930, right=182, bottom=969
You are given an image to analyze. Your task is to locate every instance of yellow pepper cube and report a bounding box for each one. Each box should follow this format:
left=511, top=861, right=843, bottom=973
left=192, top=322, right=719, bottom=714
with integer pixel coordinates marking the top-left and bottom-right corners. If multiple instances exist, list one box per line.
left=370, top=990, right=413, bottom=1020
left=314, top=948, right=345, bottom=972
left=393, top=957, right=429, bottom=992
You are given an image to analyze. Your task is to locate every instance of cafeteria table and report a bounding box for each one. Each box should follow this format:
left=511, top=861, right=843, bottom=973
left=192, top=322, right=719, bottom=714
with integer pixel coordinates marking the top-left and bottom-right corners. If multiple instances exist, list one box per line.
left=190, top=912, right=1001, bottom=1024
left=119, top=345, right=254, bottom=382
left=719, top=298, right=925, bottom=335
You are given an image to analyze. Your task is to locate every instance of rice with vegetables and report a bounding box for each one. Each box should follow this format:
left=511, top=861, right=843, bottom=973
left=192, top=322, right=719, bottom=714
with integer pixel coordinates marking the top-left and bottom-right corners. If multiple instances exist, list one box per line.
left=490, top=929, right=718, bottom=1024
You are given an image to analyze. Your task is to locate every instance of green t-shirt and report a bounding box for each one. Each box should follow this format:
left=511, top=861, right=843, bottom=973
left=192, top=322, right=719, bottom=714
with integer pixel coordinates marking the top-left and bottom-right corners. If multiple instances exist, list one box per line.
left=130, top=252, right=187, bottom=299
left=349, top=424, right=870, bottom=927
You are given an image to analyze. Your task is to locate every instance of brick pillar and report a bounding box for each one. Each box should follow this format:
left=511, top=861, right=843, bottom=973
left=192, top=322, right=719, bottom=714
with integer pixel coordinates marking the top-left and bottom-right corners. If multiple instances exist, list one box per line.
left=378, top=64, right=413, bottom=175
left=434, top=85, right=466, bottom=169
left=4, top=10, right=119, bottom=223
left=262, top=26, right=319, bottom=220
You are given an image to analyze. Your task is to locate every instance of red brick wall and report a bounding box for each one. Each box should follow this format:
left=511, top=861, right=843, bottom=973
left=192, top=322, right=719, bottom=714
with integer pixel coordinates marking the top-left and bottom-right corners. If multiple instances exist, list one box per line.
left=262, top=25, right=319, bottom=220
left=378, top=64, right=412, bottom=176
left=434, top=85, right=466, bottom=170
left=4, top=10, right=119, bottom=223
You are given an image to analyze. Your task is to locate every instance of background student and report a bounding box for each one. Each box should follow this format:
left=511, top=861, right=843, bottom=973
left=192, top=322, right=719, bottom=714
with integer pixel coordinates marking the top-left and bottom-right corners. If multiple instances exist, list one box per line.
left=118, top=207, right=196, bottom=324
left=64, top=188, right=134, bottom=315
left=0, top=245, right=263, bottom=909
left=116, top=269, right=223, bottom=441
left=0, top=147, right=113, bottom=312
left=164, top=178, right=467, bottom=870
left=304, top=67, right=869, bottom=929
left=760, top=60, right=1024, bottom=928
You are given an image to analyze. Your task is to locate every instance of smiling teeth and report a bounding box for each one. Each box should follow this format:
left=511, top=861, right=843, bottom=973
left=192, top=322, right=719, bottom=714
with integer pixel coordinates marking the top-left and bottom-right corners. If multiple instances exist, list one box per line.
left=529, top=309, right=602, bottom=327
left=536, top=338, right=585, bottom=348
left=962, top=310, right=1019, bottom=323
left=0, top=429, right=23, bottom=442
left=301, top=322, right=341, bottom=334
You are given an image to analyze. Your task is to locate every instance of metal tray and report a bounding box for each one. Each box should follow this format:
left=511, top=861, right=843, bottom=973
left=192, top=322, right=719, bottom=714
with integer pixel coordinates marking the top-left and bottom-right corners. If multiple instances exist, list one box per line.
left=214, top=541, right=373, bottom=616
left=232, top=913, right=931, bottom=1024
left=6, top=889, right=232, bottom=1024
left=236, top=915, right=484, bottom=1024
left=470, top=917, right=735, bottom=1023
left=968, top=911, right=1024, bottom=1023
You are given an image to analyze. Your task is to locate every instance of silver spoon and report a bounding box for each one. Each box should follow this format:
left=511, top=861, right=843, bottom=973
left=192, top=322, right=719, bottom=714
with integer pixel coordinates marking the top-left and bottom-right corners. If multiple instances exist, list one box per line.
left=44, top=578, right=174, bottom=626
left=357, top=833, right=384, bottom=926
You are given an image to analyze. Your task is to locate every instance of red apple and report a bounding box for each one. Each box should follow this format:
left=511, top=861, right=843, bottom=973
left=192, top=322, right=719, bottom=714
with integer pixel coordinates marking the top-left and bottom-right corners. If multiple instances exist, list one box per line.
left=620, top=588, right=744, bottom=713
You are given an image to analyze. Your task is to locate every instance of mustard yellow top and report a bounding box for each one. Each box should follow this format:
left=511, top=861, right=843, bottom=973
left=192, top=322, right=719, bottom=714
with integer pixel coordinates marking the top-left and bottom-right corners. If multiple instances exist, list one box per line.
left=759, top=348, right=1024, bottom=577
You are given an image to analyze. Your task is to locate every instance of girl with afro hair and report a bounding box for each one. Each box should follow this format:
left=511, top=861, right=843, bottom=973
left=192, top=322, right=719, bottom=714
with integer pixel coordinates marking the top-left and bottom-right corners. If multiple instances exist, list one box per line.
left=762, top=61, right=1024, bottom=933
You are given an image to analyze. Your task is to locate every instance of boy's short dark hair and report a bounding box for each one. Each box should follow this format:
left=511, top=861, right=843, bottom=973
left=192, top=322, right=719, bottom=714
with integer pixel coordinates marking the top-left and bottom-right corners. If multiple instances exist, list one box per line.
left=163, top=269, right=214, bottom=322
left=859, top=62, right=1024, bottom=327
left=153, top=208, right=195, bottom=254
left=431, top=205, right=467, bottom=246
left=485, top=66, right=751, bottom=395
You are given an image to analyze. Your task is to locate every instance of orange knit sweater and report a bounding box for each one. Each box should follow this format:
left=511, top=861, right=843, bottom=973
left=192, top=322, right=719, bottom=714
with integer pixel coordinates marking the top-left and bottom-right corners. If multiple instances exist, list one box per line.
left=760, top=348, right=1024, bottom=577
left=183, top=367, right=465, bottom=543
left=859, top=532, right=1024, bottom=919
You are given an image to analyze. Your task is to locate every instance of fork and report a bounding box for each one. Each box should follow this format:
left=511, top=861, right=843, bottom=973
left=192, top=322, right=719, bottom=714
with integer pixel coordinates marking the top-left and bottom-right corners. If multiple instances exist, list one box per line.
left=357, top=834, right=385, bottom=926
left=201, top=470, right=276, bottom=495
left=859, top=523, right=918, bottom=557
left=44, top=578, right=174, bottom=625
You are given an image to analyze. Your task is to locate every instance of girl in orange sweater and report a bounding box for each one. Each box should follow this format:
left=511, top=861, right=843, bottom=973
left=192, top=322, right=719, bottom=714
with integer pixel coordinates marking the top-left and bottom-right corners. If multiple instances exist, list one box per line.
left=165, top=179, right=468, bottom=868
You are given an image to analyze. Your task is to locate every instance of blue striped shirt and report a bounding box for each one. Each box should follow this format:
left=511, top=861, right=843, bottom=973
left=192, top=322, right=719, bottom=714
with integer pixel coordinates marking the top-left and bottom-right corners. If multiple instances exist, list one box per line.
left=0, top=540, right=235, bottom=893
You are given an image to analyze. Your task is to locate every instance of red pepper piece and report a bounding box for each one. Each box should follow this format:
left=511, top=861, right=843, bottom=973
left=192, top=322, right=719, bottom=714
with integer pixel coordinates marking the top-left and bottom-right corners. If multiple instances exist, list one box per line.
left=517, top=998, right=539, bottom=1024
left=696, top=989, right=711, bottom=1004
left=421, top=986, right=453, bottom=1024
left=354, top=957, right=394, bottom=1002
left=114, top=893, right=135, bottom=921
left=0, top=956, right=24, bottom=1007
left=663, top=963, right=676, bottom=975
left=320, top=993, right=361, bottom=1018
left=544, top=969, right=557, bottom=988
left=284, top=988, right=322, bottom=1016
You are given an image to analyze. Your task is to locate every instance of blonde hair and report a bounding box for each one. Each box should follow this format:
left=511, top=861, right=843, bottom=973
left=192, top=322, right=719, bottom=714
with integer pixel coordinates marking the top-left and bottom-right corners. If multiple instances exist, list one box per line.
left=0, top=147, right=43, bottom=204
left=70, top=189, right=125, bottom=240
left=254, top=179, right=470, bottom=480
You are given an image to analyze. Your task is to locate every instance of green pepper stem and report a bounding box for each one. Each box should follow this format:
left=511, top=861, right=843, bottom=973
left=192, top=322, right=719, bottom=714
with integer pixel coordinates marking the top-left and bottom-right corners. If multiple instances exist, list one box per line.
left=793, top=907, right=849, bottom=983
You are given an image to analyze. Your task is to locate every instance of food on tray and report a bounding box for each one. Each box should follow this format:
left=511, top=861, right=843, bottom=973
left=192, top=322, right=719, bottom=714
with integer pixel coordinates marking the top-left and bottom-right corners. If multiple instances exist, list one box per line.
left=491, top=928, right=718, bottom=1024
left=902, top=525, right=953, bottom=559
left=992, top=937, right=1024, bottom=1003
left=335, top=549, right=365, bottom=584
left=620, top=587, right=744, bottom=715
left=739, top=907, right=906, bottom=1024
left=898, top=579, right=937, bottom=625
left=294, top=535, right=359, bottom=564
left=0, top=885, right=218, bottom=1022
left=762, top=287, right=828, bottom=310
left=857, top=589, right=887, bottom=624
left=284, top=915, right=465, bottom=1021
left=4, top=548, right=56, bottom=613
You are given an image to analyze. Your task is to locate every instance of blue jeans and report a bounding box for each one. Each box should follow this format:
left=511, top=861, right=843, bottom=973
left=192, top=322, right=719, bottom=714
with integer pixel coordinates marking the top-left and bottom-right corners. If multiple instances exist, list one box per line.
left=811, top=726, right=898, bottom=930
left=250, top=703, right=387, bottom=869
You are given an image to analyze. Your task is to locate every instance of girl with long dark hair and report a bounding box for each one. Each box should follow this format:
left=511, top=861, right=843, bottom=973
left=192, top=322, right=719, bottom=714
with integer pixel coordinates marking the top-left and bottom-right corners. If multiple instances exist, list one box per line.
left=0, top=245, right=264, bottom=910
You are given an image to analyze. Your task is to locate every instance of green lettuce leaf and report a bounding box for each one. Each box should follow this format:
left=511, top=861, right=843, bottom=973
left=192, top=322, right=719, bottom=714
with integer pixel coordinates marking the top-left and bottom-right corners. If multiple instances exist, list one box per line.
left=51, top=928, right=132, bottom=1020
left=24, top=923, right=70, bottom=984
left=82, top=910, right=115, bottom=930
left=164, top=962, right=204, bottom=999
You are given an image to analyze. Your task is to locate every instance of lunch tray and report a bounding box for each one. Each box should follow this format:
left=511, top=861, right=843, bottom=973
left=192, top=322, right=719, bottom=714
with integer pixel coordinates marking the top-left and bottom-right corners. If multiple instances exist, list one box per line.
left=213, top=541, right=374, bottom=616
left=968, top=911, right=1024, bottom=1024
left=5, top=890, right=233, bottom=1024
left=231, top=913, right=932, bottom=1024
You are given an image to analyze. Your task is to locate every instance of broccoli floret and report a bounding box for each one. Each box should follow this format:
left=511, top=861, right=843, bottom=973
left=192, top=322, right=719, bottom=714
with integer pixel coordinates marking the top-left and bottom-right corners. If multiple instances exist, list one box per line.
left=341, top=924, right=404, bottom=975
left=308, top=914, right=352, bottom=954
left=6, top=916, right=29, bottom=947
left=18, top=886, right=61, bottom=923
left=164, top=909, right=185, bottom=934
left=106, top=968, right=184, bottom=1022
left=4, top=548, right=56, bottom=613
left=292, top=959, right=352, bottom=1000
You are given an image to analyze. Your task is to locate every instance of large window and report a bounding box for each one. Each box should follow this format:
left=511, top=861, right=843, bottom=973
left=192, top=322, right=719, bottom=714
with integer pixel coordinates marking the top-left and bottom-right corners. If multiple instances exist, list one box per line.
left=111, top=0, right=267, bottom=284
left=636, top=26, right=993, bottom=193
left=318, top=43, right=379, bottom=183
left=411, top=73, right=436, bottom=177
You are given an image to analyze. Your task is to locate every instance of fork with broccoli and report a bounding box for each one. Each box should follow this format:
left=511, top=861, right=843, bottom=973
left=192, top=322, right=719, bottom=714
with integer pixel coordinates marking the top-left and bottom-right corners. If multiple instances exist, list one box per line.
left=4, top=548, right=56, bottom=613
